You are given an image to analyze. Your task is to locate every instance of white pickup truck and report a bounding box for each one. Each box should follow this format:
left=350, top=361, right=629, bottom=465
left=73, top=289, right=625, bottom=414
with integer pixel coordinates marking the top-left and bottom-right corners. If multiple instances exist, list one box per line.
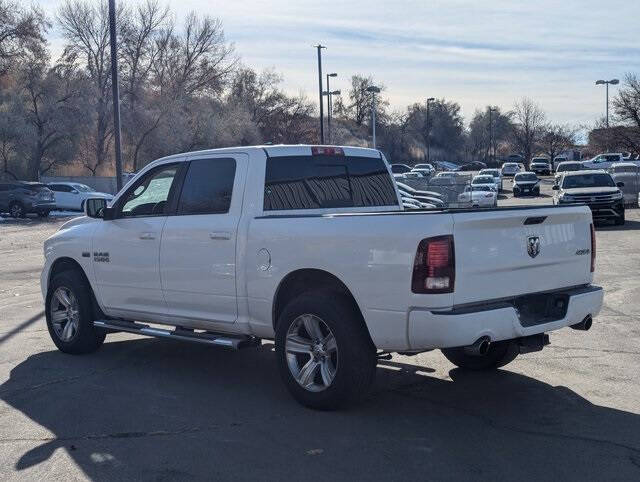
left=41, top=145, right=603, bottom=409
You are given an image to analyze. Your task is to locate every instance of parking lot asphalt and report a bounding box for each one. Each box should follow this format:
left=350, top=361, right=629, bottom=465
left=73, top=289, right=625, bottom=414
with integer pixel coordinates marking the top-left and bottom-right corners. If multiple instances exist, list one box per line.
left=1, top=188, right=639, bottom=480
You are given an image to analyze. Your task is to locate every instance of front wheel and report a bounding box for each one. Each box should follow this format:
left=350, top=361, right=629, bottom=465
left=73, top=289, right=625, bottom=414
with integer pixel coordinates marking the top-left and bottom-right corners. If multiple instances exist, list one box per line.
left=9, top=201, right=25, bottom=218
left=615, top=211, right=625, bottom=226
left=275, top=291, right=376, bottom=410
left=46, top=270, right=106, bottom=354
left=441, top=340, right=518, bottom=370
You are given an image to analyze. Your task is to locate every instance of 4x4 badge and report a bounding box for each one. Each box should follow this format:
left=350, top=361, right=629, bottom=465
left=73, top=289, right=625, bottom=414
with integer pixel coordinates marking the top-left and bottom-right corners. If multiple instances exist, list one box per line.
left=527, top=236, right=540, bottom=258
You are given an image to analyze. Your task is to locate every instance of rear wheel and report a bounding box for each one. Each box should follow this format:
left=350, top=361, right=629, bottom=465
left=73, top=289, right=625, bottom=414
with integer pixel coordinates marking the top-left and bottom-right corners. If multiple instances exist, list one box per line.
left=9, top=201, right=25, bottom=218
left=275, top=291, right=376, bottom=410
left=46, top=270, right=106, bottom=354
left=441, top=340, right=518, bottom=370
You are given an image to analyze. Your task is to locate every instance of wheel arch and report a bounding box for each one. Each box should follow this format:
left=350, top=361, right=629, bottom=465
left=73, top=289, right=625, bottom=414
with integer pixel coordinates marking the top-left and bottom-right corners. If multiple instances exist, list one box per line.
left=47, top=257, right=105, bottom=319
left=271, top=268, right=370, bottom=339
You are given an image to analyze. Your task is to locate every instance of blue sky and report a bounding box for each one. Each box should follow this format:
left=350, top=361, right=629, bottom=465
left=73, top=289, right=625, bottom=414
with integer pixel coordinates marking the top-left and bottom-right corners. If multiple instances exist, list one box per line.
left=40, top=0, right=640, bottom=126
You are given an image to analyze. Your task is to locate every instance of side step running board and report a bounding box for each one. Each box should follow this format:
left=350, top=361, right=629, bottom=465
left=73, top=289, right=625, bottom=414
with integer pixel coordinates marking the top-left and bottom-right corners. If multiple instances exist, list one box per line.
left=93, top=320, right=260, bottom=350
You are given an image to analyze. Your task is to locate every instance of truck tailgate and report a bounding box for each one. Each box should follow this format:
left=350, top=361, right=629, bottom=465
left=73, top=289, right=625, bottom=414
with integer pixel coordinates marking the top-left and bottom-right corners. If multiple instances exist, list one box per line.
left=451, top=206, right=593, bottom=305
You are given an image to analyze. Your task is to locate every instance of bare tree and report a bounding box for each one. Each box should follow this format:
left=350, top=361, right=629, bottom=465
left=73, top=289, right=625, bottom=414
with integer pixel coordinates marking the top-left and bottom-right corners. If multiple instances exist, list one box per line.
left=337, top=74, right=388, bottom=126
left=540, top=123, right=577, bottom=163
left=0, top=0, right=47, bottom=74
left=57, top=0, right=122, bottom=174
left=611, top=73, right=640, bottom=155
left=511, top=98, right=546, bottom=165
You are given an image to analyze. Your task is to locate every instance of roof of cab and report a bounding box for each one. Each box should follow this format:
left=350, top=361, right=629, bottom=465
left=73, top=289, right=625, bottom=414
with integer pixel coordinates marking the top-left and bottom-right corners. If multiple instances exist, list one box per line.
left=152, top=144, right=382, bottom=164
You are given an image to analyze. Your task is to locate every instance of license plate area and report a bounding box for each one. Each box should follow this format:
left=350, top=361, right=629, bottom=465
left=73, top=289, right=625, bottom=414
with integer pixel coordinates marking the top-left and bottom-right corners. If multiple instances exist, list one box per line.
left=515, top=292, right=569, bottom=327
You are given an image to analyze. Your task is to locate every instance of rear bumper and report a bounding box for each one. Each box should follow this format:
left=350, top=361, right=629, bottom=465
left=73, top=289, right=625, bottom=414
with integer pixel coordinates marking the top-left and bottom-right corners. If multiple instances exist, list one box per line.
left=408, top=285, right=603, bottom=350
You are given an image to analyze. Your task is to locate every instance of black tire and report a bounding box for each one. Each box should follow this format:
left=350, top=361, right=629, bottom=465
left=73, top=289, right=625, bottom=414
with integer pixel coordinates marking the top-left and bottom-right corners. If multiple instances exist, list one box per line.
left=80, top=200, right=85, bottom=212
left=9, top=201, right=25, bottom=218
left=615, top=210, right=625, bottom=226
left=441, top=340, right=518, bottom=370
left=38, top=210, right=50, bottom=217
left=275, top=291, right=377, bottom=410
left=45, top=270, right=106, bottom=354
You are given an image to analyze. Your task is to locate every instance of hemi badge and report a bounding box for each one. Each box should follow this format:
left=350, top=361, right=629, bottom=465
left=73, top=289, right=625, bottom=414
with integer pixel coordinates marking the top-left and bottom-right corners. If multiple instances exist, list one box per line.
left=81, top=252, right=90, bottom=258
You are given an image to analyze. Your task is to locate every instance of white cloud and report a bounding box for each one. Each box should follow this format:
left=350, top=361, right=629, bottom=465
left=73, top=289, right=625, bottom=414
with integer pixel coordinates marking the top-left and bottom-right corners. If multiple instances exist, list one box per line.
left=39, top=0, right=640, bottom=125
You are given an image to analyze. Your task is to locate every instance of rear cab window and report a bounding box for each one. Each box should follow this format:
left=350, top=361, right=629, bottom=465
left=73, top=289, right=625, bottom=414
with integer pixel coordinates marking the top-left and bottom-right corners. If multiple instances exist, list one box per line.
left=264, top=153, right=399, bottom=212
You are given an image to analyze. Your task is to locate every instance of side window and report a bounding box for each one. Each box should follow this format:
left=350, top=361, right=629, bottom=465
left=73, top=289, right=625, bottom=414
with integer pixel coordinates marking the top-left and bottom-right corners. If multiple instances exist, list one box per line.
left=52, top=184, right=72, bottom=193
left=264, top=155, right=398, bottom=210
left=178, top=158, right=236, bottom=215
left=120, top=164, right=179, bottom=217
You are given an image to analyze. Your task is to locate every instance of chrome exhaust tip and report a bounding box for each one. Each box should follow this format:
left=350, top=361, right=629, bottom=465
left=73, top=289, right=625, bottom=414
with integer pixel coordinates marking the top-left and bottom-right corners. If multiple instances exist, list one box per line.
left=463, top=336, right=491, bottom=356
left=570, top=315, right=592, bottom=331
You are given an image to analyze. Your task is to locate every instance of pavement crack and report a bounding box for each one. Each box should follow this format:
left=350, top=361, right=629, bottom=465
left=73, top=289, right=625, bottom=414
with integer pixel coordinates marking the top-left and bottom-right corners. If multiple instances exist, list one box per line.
left=0, top=427, right=210, bottom=444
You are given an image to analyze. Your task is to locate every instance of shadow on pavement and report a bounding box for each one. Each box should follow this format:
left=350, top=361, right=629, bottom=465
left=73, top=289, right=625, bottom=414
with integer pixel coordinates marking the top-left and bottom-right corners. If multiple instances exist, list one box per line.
left=1, top=338, right=639, bottom=479
left=597, top=219, right=640, bottom=231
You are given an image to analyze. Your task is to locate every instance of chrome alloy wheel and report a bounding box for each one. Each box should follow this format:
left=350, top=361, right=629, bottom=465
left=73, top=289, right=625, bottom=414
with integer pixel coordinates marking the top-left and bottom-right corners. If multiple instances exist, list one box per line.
left=285, top=314, right=338, bottom=392
left=50, top=286, right=80, bottom=342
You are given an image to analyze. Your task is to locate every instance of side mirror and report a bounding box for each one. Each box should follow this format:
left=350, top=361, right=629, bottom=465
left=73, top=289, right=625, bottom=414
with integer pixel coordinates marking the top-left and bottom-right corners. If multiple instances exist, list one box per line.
left=617, top=181, right=625, bottom=188
left=71, top=189, right=79, bottom=194
left=552, top=185, right=559, bottom=190
left=85, top=198, right=112, bottom=219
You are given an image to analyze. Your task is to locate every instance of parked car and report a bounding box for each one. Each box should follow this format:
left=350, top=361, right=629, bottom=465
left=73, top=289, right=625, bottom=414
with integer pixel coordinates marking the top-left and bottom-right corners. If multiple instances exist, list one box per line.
left=608, top=162, right=639, bottom=206
left=41, top=144, right=603, bottom=409
left=513, top=172, right=540, bottom=197
left=411, top=163, right=435, bottom=176
left=403, top=171, right=425, bottom=179
left=390, top=163, right=412, bottom=174
left=501, top=162, right=521, bottom=177
left=47, top=182, right=113, bottom=212
left=458, top=161, right=487, bottom=171
left=553, top=170, right=625, bottom=225
left=0, top=181, right=56, bottom=218
left=457, top=185, right=497, bottom=207
left=478, top=168, right=503, bottom=191
left=582, top=153, right=626, bottom=170
left=471, top=174, right=497, bottom=191
left=395, top=182, right=445, bottom=207
left=554, top=161, right=583, bottom=184
left=529, top=158, right=552, bottom=176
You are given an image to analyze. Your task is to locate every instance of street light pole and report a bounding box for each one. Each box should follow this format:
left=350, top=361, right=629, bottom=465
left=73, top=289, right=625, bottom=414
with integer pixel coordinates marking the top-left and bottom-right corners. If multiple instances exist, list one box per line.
left=595, top=78, right=620, bottom=128
left=326, top=73, right=337, bottom=143
left=108, top=0, right=123, bottom=191
left=489, top=107, right=496, bottom=166
left=366, top=86, right=381, bottom=149
left=426, top=97, right=435, bottom=163
left=315, top=45, right=326, bottom=143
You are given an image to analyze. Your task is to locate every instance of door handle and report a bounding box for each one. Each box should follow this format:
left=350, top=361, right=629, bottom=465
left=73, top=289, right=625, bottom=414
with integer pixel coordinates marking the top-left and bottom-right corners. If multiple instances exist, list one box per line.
left=209, top=231, right=232, bottom=240
left=139, top=232, right=156, bottom=240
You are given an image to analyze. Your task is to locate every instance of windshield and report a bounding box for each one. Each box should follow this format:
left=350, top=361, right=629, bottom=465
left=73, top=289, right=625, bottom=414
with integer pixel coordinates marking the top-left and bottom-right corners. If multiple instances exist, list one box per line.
left=604, top=155, right=620, bottom=162
left=503, top=163, right=518, bottom=168
left=73, top=184, right=93, bottom=192
left=472, top=176, right=494, bottom=184
left=556, top=163, right=581, bottom=172
left=414, top=164, right=432, bottom=169
left=562, top=173, right=616, bottom=189
left=515, top=173, right=538, bottom=182
left=531, top=159, right=548, bottom=164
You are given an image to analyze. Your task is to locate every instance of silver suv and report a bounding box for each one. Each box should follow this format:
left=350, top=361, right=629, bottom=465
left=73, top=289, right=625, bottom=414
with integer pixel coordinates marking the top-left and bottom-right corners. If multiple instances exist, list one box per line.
left=0, top=181, right=56, bottom=218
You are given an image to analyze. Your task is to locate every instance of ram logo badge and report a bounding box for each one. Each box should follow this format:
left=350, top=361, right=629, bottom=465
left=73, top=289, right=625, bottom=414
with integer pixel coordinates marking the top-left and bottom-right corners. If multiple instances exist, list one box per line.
left=527, top=236, right=540, bottom=258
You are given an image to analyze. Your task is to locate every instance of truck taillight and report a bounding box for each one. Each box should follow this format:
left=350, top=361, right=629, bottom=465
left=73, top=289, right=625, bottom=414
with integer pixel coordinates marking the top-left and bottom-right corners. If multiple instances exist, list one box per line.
left=311, top=146, right=344, bottom=156
left=412, top=235, right=455, bottom=294
left=590, top=223, right=595, bottom=273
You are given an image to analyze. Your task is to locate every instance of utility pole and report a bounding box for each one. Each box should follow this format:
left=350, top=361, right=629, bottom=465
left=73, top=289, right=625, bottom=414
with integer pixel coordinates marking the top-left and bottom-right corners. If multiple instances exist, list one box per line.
left=326, top=73, right=337, bottom=143
left=108, top=0, right=123, bottom=191
left=315, top=45, right=326, bottom=144
left=489, top=107, right=496, bottom=166
left=426, top=97, right=435, bottom=163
